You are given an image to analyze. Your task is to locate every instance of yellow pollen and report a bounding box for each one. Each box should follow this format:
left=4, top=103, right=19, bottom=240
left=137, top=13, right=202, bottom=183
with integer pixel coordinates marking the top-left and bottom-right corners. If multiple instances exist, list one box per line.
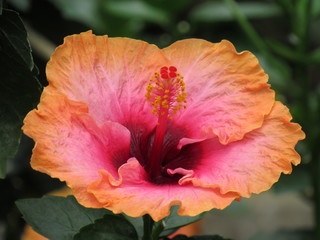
left=145, top=66, right=187, bottom=119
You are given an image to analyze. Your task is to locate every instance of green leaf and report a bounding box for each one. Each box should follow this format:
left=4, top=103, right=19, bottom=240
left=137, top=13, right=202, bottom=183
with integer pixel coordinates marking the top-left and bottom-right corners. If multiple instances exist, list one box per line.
left=170, top=234, right=232, bottom=240
left=163, top=206, right=206, bottom=231
left=0, top=8, right=41, bottom=178
left=190, top=1, right=281, bottom=22
left=74, top=215, right=138, bottom=240
left=103, top=0, right=169, bottom=26
left=123, top=215, right=144, bottom=239
left=16, top=195, right=111, bottom=240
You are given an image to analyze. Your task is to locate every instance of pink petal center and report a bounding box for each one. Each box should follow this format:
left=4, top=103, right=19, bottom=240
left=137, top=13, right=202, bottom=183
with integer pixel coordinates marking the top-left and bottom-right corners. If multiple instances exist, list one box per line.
left=125, top=122, right=201, bottom=185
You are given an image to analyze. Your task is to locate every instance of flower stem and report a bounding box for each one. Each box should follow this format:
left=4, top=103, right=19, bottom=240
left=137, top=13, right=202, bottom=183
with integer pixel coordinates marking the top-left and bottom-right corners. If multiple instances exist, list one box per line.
left=142, top=215, right=155, bottom=240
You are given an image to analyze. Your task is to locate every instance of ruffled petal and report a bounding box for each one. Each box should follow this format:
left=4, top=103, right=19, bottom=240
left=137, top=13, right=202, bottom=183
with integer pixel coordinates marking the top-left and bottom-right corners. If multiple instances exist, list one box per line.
left=46, top=31, right=169, bottom=128
left=179, top=101, right=305, bottom=197
left=23, top=90, right=132, bottom=207
left=88, top=158, right=239, bottom=221
left=163, top=39, right=275, bottom=144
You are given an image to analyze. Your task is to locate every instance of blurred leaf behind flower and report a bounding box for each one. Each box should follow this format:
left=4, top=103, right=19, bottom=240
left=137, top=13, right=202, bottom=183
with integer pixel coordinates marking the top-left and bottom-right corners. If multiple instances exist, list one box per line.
left=0, top=6, right=41, bottom=178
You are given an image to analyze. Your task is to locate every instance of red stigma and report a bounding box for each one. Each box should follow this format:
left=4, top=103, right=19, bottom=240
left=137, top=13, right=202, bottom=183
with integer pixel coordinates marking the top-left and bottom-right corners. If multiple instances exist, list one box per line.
left=169, top=66, right=177, bottom=72
left=161, top=74, right=169, bottom=79
left=169, top=72, right=177, bottom=78
left=160, top=66, right=178, bottom=79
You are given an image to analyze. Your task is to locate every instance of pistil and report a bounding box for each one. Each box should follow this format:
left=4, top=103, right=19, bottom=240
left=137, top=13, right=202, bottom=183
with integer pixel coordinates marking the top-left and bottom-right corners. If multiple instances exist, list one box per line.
left=145, top=66, right=187, bottom=180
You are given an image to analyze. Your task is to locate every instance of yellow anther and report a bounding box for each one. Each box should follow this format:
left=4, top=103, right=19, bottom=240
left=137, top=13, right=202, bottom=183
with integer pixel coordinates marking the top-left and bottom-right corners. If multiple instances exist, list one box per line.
left=145, top=66, right=187, bottom=119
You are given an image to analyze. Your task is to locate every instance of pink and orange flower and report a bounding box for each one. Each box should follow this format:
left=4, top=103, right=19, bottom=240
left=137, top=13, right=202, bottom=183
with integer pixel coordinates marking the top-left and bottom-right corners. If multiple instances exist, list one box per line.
left=23, top=31, right=305, bottom=221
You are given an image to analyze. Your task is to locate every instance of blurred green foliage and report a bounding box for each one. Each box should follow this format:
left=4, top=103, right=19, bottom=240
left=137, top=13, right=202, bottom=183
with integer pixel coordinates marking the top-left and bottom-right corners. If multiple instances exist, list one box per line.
left=0, top=7, right=41, bottom=178
left=1, top=0, right=320, bottom=239
left=190, top=1, right=282, bottom=22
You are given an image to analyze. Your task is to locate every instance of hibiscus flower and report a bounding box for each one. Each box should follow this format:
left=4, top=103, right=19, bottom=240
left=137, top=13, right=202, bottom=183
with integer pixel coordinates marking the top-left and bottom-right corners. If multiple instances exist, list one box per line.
left=23, top=31, right=305, bottom=221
